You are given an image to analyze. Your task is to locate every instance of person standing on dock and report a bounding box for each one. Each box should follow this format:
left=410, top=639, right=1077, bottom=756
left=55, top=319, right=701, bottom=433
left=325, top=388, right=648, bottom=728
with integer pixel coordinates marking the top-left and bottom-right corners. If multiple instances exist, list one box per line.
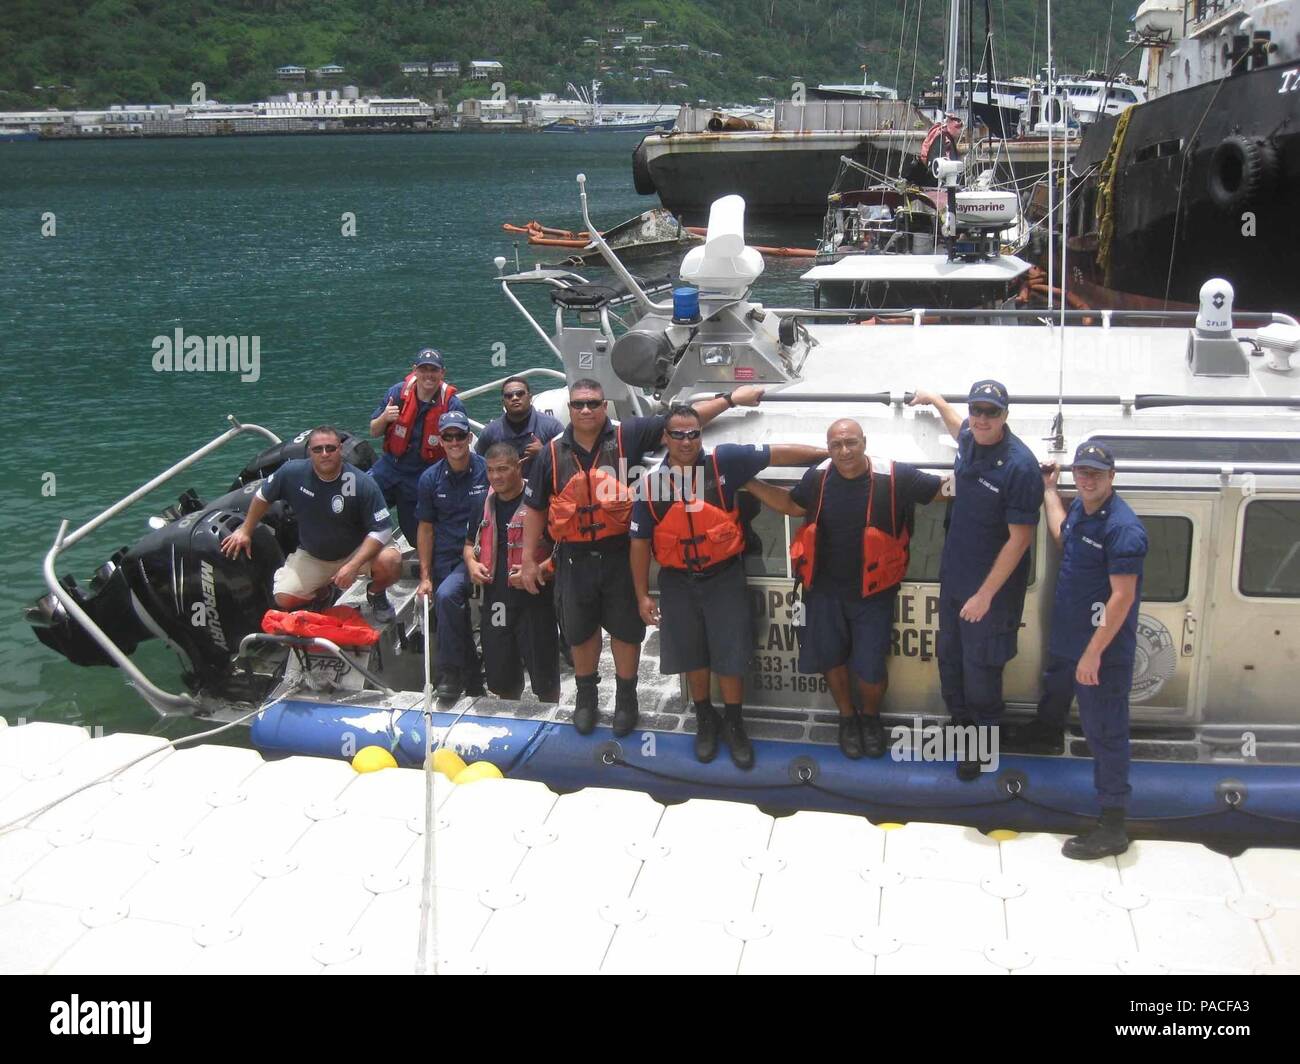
left=629, top=406, right=827, bottom=769
left=415, top=411, right=489, bottom=704
left=465, top=443, right=561, bottom=704
left=515, top=379, right=765, bottom=738
left=475, top=376, right=564, bottom=479
left=1027, top=442, right=1147, bottom=860
left=368, top=348, right=467, bottom=548
left=747, top=420, right=943, bottom=761
left=908, top=382, right=1044, bottom=780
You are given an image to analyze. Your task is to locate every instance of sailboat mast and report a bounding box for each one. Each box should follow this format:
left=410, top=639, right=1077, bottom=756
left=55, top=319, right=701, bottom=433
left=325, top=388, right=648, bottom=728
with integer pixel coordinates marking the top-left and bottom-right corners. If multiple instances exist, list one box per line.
left=945, top=0, right=960, bottom=112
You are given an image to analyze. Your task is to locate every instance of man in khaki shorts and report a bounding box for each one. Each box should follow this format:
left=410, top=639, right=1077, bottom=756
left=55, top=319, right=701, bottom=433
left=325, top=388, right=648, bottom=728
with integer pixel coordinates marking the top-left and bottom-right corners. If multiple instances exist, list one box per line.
left=221, top=425, right=403, bottom=620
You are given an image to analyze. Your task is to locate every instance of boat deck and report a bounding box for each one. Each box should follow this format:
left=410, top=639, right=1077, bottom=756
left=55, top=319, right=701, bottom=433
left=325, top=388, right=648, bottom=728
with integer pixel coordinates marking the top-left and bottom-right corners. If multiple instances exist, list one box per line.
left=2, top=719, right=1296, bottom=974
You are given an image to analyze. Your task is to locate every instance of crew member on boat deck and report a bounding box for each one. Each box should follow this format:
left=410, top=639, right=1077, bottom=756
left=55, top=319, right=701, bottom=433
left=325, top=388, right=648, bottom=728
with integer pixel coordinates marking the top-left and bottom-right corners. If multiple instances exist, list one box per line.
left=368, top=347, right=468, bottom=548
left=220, top=425, right=402, bottom=620
left=516, top=379, right=765, bottom=738
left=474, top=376, right=564, bottom=478
left=908, top=381, right=1044, bottom=780
left=629, top=406, right=827, bottom=769
left=464, top=443, right=561, bottom=704
left=919, top=111, right=963, bottom=166
left=1029, top=442, right=1148, bottom=860
left=748, top=420, right=944, bottom=760
left=415, top=410, right=489, bottom=704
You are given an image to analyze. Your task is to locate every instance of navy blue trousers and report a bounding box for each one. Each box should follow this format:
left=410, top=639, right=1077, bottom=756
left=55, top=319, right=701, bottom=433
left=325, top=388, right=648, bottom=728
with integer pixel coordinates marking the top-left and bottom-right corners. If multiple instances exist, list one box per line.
left=936, top=594, right=1019, bottom=725
left=433, top=560, right=474, bottom=672
left=1037, top=653, right=1133, bottom=811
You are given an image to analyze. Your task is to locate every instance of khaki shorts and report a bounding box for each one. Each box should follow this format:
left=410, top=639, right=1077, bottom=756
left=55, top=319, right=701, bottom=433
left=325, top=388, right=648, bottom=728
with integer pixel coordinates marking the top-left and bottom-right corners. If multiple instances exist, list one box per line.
left=273, top=549, right=376, bottom=600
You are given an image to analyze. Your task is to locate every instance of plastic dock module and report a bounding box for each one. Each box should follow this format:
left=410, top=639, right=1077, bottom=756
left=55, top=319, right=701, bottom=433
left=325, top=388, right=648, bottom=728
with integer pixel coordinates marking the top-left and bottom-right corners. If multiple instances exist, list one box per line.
left=0, top=721, right=1297, bottom=975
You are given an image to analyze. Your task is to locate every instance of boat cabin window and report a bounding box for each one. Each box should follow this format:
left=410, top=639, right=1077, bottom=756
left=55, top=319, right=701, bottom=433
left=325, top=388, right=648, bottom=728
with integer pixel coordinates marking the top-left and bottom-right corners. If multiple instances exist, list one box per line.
left=737, top=489, right=791, bottom=578
left=1240, top=500, right=1300, bottom=598
left=1089, top=435, right=1300, bottom=464
left=1138, top=515, right=1192, bottom=602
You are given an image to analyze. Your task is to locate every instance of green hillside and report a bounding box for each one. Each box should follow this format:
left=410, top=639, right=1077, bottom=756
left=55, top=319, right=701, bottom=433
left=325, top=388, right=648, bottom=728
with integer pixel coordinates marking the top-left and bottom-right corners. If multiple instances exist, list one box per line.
left=0, top=0, right=1139, bottom=111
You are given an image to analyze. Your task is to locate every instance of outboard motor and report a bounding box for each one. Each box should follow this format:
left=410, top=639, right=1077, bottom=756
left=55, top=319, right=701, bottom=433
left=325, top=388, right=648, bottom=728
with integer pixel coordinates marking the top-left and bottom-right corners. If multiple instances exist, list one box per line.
left=231, top=428, right=375, bottom=489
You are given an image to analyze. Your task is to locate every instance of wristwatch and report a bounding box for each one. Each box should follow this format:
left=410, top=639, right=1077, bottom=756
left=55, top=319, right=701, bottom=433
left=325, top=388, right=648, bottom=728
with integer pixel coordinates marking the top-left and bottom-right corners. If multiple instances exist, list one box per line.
left=714, top=391, right=736, bottom=408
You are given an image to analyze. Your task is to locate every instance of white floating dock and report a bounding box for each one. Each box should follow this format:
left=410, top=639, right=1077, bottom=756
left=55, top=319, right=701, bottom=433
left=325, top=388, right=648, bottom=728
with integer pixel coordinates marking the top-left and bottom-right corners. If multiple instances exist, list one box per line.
left=1, top=720, right=1297, bottom=975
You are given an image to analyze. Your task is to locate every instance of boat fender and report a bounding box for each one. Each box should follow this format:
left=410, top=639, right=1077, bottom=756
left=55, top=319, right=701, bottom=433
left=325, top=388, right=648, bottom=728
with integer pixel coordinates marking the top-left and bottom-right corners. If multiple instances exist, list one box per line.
left=352, top=746, right=398, bottom=773
left=454, top=761, right=504, bottom=785
left=1207, top=135, right=1278, bottom=212
left=632, top=140, right=656, bottom=196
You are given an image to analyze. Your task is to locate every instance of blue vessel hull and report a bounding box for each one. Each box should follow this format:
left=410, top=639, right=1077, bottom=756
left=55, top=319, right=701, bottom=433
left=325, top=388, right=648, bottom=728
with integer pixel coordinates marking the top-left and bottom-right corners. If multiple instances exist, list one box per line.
left=251, top=700, right=1300, bottom=847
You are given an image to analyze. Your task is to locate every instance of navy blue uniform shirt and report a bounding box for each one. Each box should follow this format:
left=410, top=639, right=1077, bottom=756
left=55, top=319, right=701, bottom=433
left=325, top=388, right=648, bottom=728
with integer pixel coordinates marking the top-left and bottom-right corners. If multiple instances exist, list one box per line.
left=1050, top=492, right=1148, bottom=670
left=257, top=460, right=392, bottom=561
left=415, top=454, right=489, bottom=570
left=475, top=408, right=564, bottom=477
left=940, top=421, right=1044, bottom=607
left=630, top=444, right=772, bottom=546
left=370, top=382, right=468, bottom=482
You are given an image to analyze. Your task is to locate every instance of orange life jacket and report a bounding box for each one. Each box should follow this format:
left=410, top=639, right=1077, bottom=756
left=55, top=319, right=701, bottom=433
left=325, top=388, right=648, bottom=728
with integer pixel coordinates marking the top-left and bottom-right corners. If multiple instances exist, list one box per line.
left=789, top=462, right=911, bottom=597
left=646, top=451, right=745, bottom=572
left=547, top=426, right=634, bottom=543
left=384, top=377, right=459, bottom=463
left=261, top=605, right=381, bottom=648
left=476, top=489, right=555, bottom=583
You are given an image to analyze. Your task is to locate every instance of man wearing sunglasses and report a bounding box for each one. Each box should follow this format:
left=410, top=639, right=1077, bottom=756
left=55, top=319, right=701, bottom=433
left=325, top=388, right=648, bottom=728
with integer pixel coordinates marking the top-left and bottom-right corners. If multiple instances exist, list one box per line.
left=908, top=380, right=1045, bottom=780
left=221, top=426, right=402, bottom=618
left=630, top=406, right=827, bottom=768
left=1025, top=442, right=1147, bottom=859
left=368, top=347, right=467, bottom=548
left=415, top=410, right=489, bottom=703
left=474, top=376, right=564, bottom=478
left=516, top=378, right=765, bottom=737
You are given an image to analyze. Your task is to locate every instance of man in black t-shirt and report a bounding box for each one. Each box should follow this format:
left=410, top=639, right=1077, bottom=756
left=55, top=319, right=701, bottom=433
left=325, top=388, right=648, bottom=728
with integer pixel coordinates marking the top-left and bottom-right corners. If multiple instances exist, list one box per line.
left=748, top=419, right=944, bottom=759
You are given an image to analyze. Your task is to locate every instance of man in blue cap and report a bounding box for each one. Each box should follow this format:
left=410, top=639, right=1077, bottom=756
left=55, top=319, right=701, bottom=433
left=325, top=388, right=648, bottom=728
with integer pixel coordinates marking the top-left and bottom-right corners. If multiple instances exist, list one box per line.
left=415, top=409, right=489, bottom=703
left=1023, top=441, right=1148, bottom=859
left=369, top=348, right=467, bottom=548
left=909, top=381, right=1044, bottom=779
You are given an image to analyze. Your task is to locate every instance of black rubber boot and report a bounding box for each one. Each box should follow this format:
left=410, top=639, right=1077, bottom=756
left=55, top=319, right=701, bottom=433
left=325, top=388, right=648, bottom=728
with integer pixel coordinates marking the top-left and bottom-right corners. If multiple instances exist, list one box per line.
left=722, top=704, right=754, bottom=770
left=573, top=674, right=600, bottom=735
left=838, top=715, right=865, bottom=760
left=1006, top=718, right=1065, bottom=755
left=693, top=701, right=720, bottom=763
left=955, top=719, right=982, bottom=781
left=1062, top=807, right=1130, bottom=860
left=436, top=666, right=464, bottom=705
left=612, top=676, right=639, bottom=737
left=859, top=713, right=886, bottom=759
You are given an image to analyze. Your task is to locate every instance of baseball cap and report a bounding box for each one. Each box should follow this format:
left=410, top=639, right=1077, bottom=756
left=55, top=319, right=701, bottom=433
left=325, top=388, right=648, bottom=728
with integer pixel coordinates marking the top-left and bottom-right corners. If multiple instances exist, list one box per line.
left=438, top=410, right=470, bottom=434
left=1072, top=441, right=1115, bottom=471
left=967, top=380, right=1009, bottom=409
left=414, top=347, right=444, bottom=368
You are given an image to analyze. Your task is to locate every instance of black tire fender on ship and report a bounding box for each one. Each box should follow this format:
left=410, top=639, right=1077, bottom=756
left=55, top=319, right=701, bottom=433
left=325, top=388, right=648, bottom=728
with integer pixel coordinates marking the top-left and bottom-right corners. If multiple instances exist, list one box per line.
left=632, top=138, right=656, bottom=196
left=1207, top=135, right=1278, bottom=211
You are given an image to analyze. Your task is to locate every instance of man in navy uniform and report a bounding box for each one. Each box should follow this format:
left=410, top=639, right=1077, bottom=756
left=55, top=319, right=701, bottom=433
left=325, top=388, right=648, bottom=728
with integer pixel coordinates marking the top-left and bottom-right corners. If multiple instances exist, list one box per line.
left=1025, top=441, right=1148, bottom=859
left=369, top=347, right=467, bottom=547
left=909, top=381, right=1044, bottom=779
left=629, top=405, right=826, bottom=769
left=474, top=376, right=564, bottom=479
left=748, top=419, right=943, bottom=760
left=415, top=410, right=489, bottom=703
left=220, top=426, right=402, bottom=619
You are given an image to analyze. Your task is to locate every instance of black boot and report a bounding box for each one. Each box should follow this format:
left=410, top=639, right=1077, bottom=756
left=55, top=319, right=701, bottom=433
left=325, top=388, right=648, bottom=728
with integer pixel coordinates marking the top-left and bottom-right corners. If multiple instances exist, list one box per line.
left=693, top=701, right=720, bottom=764
left=436, top=666, right=464, bottom=705
left=573, top=674, right=600, bottom=735
left=955, top=719, right=982, bottom=781
left=1062, top=807, right=1130, bottom=860
left=838, top=715, right=865, bottom=760
left=721, top=704, right=754, bottom=770
left=1006, top=717, right=1065, bottom=755
left=463, top=660, right=485, bottom=697
left=612, top=676, right=639, bottom=737
left=859, top=713, right=886, bottom=759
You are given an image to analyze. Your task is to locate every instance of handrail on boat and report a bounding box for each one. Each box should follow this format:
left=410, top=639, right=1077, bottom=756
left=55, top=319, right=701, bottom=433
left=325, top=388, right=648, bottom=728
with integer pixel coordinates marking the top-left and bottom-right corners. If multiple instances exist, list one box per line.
left=235, top=633, right=395, bottom=694
left=42, top=416, right=282, bottom=718
left=765, top=307, right=1300, bottom=329
left=729, top=392, right=1300, bottom=410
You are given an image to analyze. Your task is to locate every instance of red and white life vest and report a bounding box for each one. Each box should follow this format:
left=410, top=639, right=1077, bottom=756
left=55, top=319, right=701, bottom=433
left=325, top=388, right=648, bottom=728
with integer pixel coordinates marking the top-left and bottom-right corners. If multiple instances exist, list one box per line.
left=384, top=377, right=459, bottom=463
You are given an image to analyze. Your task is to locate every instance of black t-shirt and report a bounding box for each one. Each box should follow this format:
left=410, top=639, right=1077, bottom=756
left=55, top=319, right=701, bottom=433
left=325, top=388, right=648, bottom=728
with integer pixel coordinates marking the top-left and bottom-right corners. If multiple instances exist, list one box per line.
left=790, top=461, right=942, bottom=600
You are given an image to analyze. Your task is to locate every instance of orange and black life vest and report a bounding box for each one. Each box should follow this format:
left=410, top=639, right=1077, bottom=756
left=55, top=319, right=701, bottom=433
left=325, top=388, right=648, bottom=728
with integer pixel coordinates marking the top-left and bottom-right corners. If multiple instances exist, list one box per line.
left=547, top=426, right=634, bottom=543
left=261, top=605, right=381, bottom=648
left=789, top=462, right=911, bottom=597
left=384, top=377, right=459, bottom=463
left=476, top=489, right=555, bottom=583
left=646, top=451, right=745, bottom=572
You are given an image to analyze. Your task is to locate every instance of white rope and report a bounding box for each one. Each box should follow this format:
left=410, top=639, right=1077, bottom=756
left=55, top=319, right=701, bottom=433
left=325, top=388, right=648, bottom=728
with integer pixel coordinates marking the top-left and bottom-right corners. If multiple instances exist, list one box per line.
left=415, top=593, right=439, bottom=975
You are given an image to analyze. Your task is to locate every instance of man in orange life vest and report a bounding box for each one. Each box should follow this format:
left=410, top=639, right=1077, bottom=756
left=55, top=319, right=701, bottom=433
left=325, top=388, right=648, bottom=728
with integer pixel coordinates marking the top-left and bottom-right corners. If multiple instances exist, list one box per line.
left=464, top=443, right=561, bottom=703
left=516, top=379, right=765, bottom=737
left=747, top=420, right=945, bottom=760
left=629, top=405, right=827, bottom=768
left=368, top=347, right=468, bottom=547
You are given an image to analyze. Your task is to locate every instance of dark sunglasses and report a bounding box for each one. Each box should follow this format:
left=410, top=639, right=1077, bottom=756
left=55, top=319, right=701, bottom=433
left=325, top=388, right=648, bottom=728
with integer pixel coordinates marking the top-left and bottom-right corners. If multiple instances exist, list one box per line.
left=440, top=431, right=469, bottom=442
left=969, top=405, right=1004, bottom=418
left=309, top=444, right=340, bottom=454
left=666, top=428, right=701, bottom=441
left=569, top=399, right=604, bottom=411
left=503, top=390, right=528, bottom=400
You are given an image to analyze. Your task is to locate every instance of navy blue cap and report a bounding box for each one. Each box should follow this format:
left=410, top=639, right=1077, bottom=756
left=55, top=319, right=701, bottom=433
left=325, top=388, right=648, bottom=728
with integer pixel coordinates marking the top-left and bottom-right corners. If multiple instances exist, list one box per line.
left=414, top=347, right=444, bottom=368
left=1072, top=441, right=1115, bottom=471
left=438, top=410, right=470, bottom=434
left=967, top=380, right=1009, bottom=409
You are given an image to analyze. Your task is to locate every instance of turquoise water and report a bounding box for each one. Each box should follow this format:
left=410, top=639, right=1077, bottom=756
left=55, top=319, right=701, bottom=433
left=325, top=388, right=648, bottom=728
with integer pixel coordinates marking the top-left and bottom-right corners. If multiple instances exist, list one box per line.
left=1, top=132, right=818, bottom=737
